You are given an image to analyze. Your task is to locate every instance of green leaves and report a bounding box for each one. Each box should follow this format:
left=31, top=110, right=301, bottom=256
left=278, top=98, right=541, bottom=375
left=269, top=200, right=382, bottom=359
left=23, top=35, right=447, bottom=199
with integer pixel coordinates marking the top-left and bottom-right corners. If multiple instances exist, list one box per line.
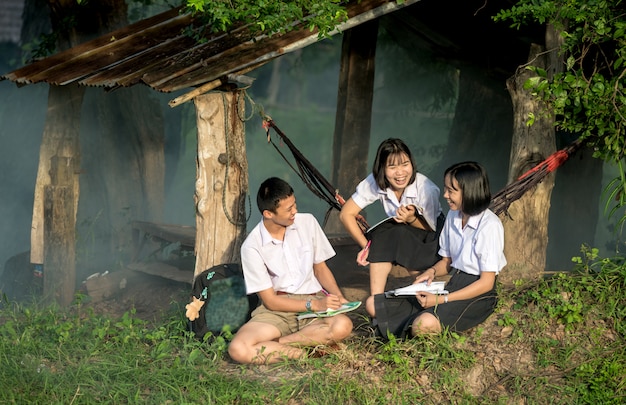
left=186, top=0, right=206, bottom=12
left=496, top=0, right=626, bottom=162
left=185, top=0, right=348, bottom=39
left=601, top=159, right=626, bottom=233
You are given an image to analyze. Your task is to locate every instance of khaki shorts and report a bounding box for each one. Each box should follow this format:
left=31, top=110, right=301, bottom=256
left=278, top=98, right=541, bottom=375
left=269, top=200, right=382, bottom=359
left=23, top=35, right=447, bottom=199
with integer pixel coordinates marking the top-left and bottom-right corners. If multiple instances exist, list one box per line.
left=250, top=292, right=325, bottom=336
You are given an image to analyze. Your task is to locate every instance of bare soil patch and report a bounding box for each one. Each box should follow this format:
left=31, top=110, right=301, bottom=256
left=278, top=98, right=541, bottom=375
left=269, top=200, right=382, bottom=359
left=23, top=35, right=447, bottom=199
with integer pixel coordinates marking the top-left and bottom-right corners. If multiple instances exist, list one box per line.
left=80, top=240, right=400, bottom=327
left=80, top=269, right=191, bottom=324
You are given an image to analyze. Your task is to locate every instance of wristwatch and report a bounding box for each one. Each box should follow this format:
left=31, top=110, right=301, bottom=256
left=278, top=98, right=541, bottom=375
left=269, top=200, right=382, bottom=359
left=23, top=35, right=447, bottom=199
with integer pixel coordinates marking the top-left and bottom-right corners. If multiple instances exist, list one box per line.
left=305, top=299, right=312, bottom=312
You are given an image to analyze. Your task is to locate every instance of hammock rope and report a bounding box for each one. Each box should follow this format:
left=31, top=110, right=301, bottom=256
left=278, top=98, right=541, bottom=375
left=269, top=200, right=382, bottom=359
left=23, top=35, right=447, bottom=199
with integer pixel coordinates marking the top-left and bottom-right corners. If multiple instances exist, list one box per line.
left=490, top=138, right=583, bottom=216
left=262, top=116, right=584, bottom=226
left=262, top=118, right=369, bottom=231
left=263, top=118, right=341, bottom=209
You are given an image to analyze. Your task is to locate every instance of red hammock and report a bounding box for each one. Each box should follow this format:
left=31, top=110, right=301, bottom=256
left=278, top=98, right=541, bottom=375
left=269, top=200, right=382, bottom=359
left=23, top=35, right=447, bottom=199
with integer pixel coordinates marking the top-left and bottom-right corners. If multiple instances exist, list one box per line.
left=490, top=138, right=583, bottom=216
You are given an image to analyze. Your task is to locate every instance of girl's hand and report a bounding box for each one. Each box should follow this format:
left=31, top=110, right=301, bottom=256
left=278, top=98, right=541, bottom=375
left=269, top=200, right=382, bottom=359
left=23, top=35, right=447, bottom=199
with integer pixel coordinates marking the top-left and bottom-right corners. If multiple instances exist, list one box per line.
left=414, top=267, right=435, bottom=285
left=356, top=247, right=370, bottom=266
left=396, top=204, right=417, bottom=224
left=416, top=292, right=437, bottom=308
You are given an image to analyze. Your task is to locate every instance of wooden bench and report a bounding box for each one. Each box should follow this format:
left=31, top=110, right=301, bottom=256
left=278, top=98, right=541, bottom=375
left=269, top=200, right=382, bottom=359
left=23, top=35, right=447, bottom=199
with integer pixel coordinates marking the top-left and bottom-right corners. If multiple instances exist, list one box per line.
left=127, top=220, right=197, bottom=284
left=127, top=221, right=358, bottom=285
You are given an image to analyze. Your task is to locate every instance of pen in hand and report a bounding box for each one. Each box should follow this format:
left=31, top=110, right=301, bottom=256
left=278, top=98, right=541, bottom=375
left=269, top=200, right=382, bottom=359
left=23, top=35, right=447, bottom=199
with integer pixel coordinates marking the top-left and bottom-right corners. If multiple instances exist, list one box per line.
left=321, top=288, right=341, bottom=311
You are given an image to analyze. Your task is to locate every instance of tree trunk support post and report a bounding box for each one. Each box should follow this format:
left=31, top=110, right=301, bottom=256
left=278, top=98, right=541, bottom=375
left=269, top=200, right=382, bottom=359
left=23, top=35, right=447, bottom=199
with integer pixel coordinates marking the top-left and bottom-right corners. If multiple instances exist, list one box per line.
left=501, top=37, right=559, bottom=285
left=43, top=156, right=77, bottom=306
left=193, top=89, right=249, bottom=279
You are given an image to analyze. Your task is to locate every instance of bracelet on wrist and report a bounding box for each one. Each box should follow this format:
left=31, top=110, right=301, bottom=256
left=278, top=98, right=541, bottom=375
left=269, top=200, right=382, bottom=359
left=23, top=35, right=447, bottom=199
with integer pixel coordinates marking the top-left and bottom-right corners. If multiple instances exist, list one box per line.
left=305, top=299, right=312, bottom=312
left=406, top=216, right=416, bottom=225
left=444, top=295, right=449, bottom=304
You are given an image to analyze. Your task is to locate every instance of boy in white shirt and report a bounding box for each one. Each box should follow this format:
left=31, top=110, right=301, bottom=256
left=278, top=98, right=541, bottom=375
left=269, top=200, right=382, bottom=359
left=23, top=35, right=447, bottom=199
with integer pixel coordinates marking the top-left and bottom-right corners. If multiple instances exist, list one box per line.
left=228, top=177, right=353, bottom=364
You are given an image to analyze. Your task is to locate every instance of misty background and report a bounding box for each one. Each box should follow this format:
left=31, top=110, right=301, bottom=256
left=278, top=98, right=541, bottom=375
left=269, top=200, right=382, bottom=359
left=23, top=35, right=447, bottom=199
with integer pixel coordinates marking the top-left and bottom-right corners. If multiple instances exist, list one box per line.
left=0, top=2, right=622, bottom=289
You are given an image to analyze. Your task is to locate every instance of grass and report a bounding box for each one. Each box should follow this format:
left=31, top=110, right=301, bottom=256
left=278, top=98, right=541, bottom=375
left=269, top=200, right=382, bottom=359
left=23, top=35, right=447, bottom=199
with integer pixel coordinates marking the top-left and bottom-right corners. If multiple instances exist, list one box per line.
left=1, top=246, right=625, bottom=404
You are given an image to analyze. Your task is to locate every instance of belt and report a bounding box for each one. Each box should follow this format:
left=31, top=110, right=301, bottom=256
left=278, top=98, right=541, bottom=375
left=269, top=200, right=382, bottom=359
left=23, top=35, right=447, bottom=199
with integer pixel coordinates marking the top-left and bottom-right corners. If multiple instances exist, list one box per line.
left=276, top=291, right=319, bottom=296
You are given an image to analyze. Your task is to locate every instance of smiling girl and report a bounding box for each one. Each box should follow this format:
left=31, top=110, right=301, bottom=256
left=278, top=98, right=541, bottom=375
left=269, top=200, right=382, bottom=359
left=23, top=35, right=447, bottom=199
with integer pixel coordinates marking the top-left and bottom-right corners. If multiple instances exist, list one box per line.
left=409, top=161, right=507, bottom=335
left=339, top=138, right=443, bottom=319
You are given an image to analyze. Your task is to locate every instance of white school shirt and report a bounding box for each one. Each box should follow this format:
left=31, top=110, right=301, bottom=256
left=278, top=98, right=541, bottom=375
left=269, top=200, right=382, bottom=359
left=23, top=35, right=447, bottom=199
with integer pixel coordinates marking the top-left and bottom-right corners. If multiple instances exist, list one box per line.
left=240, top=213, right=336, bottom=295
left=350, top=172, right=442, bottom=231
left=438, top=209, right=507, bottom=276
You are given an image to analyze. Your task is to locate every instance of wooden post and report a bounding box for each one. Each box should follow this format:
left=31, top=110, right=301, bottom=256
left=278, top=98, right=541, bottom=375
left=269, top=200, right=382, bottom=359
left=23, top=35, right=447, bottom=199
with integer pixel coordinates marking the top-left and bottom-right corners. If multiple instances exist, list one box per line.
left=326, top=20, right=379, bottom=235
left=193, top=90, right=249, bottom=278
left=31, top=84, right=83, bottom=267
left=43, top=156, right=77, bottom=306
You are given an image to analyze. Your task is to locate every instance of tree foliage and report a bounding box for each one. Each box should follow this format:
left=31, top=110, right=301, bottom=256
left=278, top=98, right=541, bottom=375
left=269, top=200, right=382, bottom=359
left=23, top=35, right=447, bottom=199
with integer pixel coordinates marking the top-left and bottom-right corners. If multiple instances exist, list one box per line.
left=495, top=0, right=626, bottom=162
left=184, top=0, right=350, bottom=38
left=495, top=0, right=626, bottom=234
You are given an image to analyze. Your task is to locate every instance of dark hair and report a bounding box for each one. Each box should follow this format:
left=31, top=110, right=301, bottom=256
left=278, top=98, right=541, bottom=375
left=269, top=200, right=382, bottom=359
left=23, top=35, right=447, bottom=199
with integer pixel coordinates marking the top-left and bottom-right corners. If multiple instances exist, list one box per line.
left=444, top=161, right=491, bottom=216
left=372, top=138, right=417, bottom=189
left=256, top=177, right=294, bottom=214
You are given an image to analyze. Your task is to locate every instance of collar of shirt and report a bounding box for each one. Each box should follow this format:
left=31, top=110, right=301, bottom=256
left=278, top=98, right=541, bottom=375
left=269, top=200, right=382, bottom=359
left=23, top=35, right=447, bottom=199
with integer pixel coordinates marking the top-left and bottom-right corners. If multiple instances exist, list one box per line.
left=465, top=212, right=484, bottom=230
left=377, top=178, right=418, bottom=205
left=451, top=210, right=485, bottom=231
left=259, top=219, right=298, bottom=246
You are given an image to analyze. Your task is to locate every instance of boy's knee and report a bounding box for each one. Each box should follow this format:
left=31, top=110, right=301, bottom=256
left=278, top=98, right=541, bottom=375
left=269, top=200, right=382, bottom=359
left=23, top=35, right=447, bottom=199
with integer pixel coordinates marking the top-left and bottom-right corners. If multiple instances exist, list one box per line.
left=340, top=316, right=354, bottom=337
left=331, top=316, right=353, bottom=340
left=228, top=340, right=249, bottom=364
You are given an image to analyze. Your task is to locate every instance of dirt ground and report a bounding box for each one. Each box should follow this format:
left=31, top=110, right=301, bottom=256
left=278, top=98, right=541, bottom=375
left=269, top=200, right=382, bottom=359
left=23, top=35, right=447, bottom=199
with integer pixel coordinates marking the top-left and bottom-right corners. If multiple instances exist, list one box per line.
left=79, top=269, right=192, bottom=324
left=80, top=239, right=418, bottom=327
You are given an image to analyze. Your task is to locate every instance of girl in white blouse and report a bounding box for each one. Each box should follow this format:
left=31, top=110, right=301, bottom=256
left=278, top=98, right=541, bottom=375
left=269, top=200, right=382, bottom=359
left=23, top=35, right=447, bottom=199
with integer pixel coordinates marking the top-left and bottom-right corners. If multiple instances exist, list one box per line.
left=409, top=161, right=507, bottom=335
left=339, top=138, right=443, bottom=318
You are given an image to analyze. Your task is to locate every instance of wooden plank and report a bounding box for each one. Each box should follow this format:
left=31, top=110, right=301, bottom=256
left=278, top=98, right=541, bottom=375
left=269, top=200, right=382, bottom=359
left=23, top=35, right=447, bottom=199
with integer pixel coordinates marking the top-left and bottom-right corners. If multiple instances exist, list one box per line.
left=126, top=261, right=193, bottom=285
left=43, top=155, right=79, bottom=306
left=131, top=220, right=196, bottom=248
left=326, top=20, right=378, bottom=236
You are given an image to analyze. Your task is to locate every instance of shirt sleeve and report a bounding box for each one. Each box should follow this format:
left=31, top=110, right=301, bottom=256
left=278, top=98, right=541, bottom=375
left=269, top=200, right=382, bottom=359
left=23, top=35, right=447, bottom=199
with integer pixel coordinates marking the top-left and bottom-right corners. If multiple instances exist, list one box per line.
left=303, top=213, right=336, bottom=264
left=415, top=176, right=441, bottom=231
left=350, top=174, right=379, bottom=210
left=240, top=234, right=273, bottom=294
left=474, top=215, right=506, bottom=274
left=438, top=212, right=453, bottom=259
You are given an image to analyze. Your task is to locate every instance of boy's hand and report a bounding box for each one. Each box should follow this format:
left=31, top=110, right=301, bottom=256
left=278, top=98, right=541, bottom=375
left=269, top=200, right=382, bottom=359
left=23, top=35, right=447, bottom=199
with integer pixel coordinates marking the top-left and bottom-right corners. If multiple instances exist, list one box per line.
left=318, top=294, right=341, bottom=311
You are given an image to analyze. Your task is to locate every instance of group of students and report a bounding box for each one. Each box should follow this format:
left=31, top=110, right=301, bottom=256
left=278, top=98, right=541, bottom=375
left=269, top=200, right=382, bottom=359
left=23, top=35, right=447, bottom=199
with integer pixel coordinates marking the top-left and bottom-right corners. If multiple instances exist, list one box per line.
left=227, top=138, right=507, bottom=365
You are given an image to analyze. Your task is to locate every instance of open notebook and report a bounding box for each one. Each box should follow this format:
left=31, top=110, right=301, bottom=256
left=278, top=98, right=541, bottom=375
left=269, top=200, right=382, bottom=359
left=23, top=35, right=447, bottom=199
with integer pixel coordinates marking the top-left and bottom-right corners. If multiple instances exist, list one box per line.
left=297, top=301, right=362, bottom=320
left=365, top=216, right=396, bottom=235
left=385, top=281, right=448, bottom=297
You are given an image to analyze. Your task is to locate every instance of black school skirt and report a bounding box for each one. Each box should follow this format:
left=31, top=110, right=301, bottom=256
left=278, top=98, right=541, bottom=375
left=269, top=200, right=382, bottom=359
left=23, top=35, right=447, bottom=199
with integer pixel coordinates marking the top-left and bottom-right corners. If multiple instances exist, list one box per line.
left=374, top=268, right=497, bottom=338
left=367, top=213, right=444, bottom=271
